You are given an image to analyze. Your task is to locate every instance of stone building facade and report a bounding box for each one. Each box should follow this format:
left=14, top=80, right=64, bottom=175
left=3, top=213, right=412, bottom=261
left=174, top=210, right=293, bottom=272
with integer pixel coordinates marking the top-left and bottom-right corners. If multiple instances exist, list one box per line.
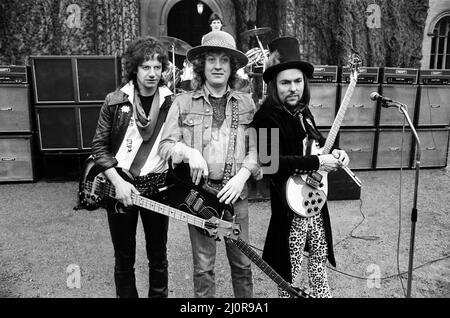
left=421, top=0, right=450, bottom=69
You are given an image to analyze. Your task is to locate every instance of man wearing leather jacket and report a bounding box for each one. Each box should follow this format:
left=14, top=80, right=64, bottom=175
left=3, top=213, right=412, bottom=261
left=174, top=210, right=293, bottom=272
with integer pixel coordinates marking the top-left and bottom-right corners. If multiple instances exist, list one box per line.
left=91, top=36, right=174, bottom=298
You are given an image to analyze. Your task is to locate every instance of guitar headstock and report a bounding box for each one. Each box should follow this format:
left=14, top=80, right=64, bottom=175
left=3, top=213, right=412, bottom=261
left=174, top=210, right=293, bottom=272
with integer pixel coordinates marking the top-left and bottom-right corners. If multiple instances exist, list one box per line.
left=347, top=53, right=362, bottom=81
left=204, top=214, right=242, bottom=241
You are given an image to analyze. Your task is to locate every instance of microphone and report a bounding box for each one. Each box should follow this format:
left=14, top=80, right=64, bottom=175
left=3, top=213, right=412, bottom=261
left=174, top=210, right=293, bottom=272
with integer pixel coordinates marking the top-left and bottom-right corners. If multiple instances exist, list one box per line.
left=369, top=92, right=393, bottom=103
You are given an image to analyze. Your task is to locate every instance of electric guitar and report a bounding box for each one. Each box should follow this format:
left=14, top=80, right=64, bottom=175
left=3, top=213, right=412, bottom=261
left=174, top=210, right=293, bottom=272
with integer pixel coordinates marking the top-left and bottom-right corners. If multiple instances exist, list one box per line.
left=165, top=163, right=314, bottom=298
left=78, top=158, right=313, bottom=298
left=285, top=54, right=362, bottom=218
left=78, top=156, right=240, bottom=239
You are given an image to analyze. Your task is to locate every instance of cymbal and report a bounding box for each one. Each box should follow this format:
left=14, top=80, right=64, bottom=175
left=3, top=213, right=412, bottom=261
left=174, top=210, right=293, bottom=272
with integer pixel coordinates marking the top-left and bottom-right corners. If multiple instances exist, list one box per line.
left=158, top=36, right=192, bottom=56
left=240, top=27, right=272, bottom=38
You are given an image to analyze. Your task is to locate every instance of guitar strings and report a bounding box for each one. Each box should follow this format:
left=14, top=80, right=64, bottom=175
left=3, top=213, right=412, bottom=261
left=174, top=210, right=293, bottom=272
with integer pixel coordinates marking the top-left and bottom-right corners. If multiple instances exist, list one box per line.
left=84, top=179, right=207, bottom=228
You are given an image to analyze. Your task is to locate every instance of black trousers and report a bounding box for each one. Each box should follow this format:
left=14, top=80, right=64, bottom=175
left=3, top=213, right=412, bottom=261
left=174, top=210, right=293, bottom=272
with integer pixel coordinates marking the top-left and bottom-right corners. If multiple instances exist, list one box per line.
left=106, top=196, right=169, bottom=298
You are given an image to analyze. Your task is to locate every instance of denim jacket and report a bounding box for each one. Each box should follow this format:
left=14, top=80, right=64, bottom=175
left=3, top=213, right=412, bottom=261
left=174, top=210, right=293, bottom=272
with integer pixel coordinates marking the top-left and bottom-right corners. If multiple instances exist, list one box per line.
left=158, top=86, right=261, bottom=199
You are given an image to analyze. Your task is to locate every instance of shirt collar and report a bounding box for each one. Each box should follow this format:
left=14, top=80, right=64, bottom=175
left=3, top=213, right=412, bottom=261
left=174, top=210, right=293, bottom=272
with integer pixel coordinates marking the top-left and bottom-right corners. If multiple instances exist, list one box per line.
left=120, top=81, right=172, bottom=106
left=193, top=84, right=232, bottom=100
left=203, top=84, right=231, bottom=99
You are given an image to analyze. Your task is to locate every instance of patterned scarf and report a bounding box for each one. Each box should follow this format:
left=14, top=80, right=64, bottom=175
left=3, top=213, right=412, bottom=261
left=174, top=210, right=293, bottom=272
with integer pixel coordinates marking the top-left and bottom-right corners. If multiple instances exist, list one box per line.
left=132, top=89, right=160, bottom=141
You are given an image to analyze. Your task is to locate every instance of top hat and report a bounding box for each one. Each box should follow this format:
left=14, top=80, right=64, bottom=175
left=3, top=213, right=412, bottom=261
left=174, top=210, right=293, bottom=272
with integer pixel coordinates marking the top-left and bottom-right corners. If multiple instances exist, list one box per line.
left=263, top=36, right=314, bottom=83
left=187, top=31, right=248, bottom=68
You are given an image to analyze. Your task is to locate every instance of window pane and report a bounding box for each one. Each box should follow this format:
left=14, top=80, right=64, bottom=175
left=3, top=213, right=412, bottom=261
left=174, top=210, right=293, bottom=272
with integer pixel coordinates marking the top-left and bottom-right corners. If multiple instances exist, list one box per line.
left=439, top=20, right=446, bottom=35
left=437, top=54, right=443, bottom=69
left=431, top=36, right=437, bottom=52
left=447, top=31, right=450, bottom=53
left=438, top=37, right=445, bottom=53
left=430, top=54, right=435, bottom=69
left=446, top=55, right=450, bottom=69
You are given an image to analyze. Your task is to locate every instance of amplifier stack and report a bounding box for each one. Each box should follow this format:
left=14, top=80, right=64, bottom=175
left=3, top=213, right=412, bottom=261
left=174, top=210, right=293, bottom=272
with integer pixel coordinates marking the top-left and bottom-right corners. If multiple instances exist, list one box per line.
left=0, top=65, right=35, bottom=182
left=30, top=55, right=121, bottom=180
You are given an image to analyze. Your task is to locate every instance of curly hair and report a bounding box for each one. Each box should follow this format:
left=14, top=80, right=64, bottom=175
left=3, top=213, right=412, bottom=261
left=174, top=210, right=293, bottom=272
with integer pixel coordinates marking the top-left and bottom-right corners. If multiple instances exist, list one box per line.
left=189, top=50, right=240, bottom=90
left=123, top=36, right=170, bottom=86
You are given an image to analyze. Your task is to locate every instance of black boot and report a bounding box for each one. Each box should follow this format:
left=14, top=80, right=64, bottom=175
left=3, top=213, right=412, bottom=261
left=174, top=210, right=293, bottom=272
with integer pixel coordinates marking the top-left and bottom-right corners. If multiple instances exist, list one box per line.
left=114, top=269, right=139, bottom=298
left=148, top=263, right=168, bottom=298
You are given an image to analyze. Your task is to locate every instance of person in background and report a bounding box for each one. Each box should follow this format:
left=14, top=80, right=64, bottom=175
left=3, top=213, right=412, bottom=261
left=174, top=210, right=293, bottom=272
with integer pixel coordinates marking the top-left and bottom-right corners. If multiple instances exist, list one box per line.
left=208, top=12, right=224, bottom=31
left=201, top=12, right=224, bottom=43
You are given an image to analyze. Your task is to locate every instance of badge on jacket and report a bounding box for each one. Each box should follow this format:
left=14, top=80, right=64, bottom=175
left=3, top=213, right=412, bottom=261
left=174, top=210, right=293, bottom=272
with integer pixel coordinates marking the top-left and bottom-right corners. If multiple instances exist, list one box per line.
left=126, top=139, right=133, bottom=152
left=121, top=105, right=130, bottom=113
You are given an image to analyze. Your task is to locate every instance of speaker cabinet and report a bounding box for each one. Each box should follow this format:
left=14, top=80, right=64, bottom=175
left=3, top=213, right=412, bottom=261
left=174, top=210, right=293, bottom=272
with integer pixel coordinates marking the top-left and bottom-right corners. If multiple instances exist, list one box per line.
left=340, top=84, right=379, bottom=127
left=41, top=152, right=90, bottom=181
left=328, top=169, right=361, bottom=201
left=413, top=128, right=450, bottom=168
left=0, top=135, right=34, bottom=182
left=31, top=56, right=120, bottom=104
left=418, top=85, right=450, bottom=126
left=79, top=106, right=101, bottom=149
left=309, top=83, right=338, bottom=127
left=0, top=84, right=31, bottom=132
left=338, top=129, right=376, bottom=169
left=376, top=129, right=412, bottom=168
left=36, top=105, right=101, bottom=151
left=379, top=85, right=418, bottom=126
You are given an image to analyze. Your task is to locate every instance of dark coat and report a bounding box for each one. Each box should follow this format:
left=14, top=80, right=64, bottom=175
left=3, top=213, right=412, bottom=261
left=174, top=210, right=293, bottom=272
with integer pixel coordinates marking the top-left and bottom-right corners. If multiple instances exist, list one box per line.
left=251, top=100, right=336, bottom=284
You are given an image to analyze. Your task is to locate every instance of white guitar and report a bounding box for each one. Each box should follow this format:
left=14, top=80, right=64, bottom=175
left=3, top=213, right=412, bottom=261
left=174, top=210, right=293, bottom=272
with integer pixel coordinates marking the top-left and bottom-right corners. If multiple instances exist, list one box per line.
left=285, top=54, right=362, bottom=218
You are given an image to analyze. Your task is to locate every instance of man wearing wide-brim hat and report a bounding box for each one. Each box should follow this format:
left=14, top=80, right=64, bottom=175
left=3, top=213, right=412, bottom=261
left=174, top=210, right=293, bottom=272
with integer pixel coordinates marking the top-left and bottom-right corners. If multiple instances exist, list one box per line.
left=159, top=30, right=261, bottom=298
left=252, top=36, right=350, bottom=298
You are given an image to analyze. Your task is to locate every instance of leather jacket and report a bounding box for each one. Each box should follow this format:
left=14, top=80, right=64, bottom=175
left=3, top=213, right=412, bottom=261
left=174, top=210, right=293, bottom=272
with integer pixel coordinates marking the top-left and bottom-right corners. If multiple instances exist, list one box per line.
left=91, top=81, right=173, bottom=171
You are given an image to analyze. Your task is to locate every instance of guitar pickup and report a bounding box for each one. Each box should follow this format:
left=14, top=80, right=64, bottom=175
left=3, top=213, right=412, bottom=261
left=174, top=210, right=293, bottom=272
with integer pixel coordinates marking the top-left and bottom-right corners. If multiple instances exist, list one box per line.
left=305, top=171, right=323, bottom=189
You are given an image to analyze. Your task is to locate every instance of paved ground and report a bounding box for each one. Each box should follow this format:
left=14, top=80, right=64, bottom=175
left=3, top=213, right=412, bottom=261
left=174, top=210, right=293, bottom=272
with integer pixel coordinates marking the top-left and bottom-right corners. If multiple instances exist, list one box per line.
left=0, top=168, right=449, bottom=298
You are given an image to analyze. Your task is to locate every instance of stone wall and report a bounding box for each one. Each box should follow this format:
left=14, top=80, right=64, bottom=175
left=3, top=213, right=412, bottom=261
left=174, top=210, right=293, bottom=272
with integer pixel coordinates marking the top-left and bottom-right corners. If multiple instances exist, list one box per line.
left=0, top=0, right=140, bottom=66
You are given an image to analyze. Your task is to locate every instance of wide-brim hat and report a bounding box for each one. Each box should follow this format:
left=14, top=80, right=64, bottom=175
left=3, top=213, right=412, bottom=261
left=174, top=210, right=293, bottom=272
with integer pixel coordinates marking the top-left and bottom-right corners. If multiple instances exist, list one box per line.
left=263, top=36, right=314, bottom=83
left=187, top=31, right=248, bottom=68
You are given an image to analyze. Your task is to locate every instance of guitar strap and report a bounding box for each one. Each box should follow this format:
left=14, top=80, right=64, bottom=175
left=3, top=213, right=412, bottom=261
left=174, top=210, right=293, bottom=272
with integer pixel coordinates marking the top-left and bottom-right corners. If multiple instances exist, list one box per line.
left=221, top=98, right=239, bottom=188
left=129, top=97, right=172, bottom=177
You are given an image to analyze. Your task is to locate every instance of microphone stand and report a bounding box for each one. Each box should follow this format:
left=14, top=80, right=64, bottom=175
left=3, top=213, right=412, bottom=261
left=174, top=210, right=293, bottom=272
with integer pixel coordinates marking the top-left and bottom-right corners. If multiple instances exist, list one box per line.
left=384, top=100, right=421, bottom=298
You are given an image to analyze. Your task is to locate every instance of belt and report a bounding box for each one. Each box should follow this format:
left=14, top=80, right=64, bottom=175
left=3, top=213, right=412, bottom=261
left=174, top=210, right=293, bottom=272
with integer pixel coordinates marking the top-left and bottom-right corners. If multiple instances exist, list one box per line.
left=207, top=179, right=224, bottom=192
left=134, top=172, right=167, bottom=195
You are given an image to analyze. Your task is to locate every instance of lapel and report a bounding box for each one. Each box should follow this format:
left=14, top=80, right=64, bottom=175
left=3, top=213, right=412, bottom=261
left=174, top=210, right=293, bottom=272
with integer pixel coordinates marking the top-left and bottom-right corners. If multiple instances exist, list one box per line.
left=120, top=82, right=172, bottom=109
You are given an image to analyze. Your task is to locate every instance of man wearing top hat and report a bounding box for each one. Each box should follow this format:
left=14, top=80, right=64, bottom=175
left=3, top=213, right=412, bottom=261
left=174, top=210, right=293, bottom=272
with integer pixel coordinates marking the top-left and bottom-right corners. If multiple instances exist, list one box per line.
left=251, top=36, right=350, bottom=298
left=159, top=30, right=261, bottom=298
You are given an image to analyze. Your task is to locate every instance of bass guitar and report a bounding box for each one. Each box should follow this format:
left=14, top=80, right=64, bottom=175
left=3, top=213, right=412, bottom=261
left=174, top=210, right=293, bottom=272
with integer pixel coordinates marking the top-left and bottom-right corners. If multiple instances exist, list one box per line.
left=165, top=162, right=314, bottom=298
left=285, top=54, right=362, bottom=218
left=78, top=156, right=240, bottom=239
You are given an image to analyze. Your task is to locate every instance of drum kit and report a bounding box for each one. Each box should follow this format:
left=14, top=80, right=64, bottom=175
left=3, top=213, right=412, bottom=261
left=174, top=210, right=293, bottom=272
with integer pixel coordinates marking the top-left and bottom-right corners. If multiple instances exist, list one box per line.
left=158, top=26, right=272, bottom=97
left=158, top=35, right=192, bottom=94
left=241, top=26, right=272, bottom=100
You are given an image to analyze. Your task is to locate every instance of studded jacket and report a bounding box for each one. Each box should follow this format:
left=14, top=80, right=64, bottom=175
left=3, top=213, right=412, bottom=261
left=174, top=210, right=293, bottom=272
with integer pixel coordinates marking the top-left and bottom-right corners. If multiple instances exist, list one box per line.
left=91, top=81, right=173, bottom=172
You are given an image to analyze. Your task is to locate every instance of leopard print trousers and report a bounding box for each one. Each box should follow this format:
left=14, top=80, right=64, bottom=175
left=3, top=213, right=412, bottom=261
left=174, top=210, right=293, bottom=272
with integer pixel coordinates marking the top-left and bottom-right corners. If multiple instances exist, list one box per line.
left=278, top=213, right=332, bottom=298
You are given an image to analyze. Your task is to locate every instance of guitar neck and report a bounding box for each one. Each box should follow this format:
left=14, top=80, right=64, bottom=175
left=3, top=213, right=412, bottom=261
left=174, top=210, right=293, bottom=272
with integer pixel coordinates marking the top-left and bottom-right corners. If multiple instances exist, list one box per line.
left=228, top=237, right=310, bottom=298
left=90, top=179, right=208, bottom=229
left=131, top=194, right=207, bottom=229
left=322, top=76, right=357, bottom=155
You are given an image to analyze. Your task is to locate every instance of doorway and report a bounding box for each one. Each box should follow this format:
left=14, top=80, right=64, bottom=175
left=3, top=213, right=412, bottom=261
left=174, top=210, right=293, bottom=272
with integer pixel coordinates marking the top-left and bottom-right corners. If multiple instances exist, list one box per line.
left=167, top=0, right=213, bottom=68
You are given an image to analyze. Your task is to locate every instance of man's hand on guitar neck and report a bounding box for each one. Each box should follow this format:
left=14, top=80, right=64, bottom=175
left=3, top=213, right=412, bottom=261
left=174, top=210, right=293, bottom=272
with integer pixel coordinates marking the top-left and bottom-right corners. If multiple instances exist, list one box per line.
left=104, top=168, right=140, bottom=207
left=331, top=149, right=350, bottom=167
left=318, top=150, right=350, bottom=172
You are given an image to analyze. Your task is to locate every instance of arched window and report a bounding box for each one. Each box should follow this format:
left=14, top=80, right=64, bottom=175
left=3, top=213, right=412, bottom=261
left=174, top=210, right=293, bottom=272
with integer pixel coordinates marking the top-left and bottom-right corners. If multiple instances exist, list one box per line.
left=430, top=15, right=450, bottom=69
